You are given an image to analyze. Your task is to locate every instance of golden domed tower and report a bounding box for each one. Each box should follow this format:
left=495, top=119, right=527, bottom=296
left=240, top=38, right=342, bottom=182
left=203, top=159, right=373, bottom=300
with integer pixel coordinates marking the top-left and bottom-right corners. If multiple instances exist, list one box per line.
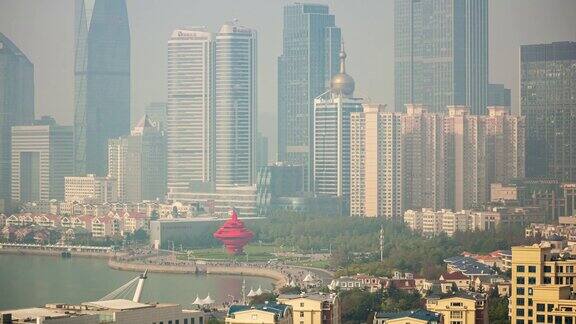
left=330, top=45, right=355, bottom=97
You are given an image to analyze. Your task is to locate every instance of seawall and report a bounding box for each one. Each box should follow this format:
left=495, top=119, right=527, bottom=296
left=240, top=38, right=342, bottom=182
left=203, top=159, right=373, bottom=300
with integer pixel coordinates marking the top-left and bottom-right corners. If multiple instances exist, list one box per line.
left=0, top=247, right=112, bottom=259
left=108, top=260, right=288, bottom=287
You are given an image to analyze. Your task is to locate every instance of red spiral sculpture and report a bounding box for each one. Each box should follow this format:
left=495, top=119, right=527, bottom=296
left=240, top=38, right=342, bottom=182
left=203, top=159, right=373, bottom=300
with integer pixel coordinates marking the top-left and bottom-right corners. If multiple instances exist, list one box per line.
left=213, top=209, right=254, bottom=255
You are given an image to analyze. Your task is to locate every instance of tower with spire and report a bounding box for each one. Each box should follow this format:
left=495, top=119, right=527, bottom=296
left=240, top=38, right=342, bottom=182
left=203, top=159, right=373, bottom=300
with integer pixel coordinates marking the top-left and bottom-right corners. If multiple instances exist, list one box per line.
left=312, top=43, right=363, bottom=215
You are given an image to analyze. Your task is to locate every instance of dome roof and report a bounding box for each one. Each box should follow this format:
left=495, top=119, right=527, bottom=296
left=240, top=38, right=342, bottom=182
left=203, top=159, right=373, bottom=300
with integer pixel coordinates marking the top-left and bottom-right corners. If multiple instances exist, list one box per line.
left=330, top=47, right=355, bottom=97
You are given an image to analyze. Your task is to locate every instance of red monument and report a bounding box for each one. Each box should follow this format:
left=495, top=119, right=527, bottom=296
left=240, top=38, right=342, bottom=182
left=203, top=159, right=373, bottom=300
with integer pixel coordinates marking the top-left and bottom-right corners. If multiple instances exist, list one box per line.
left=213, top=209, right=254, bottom=255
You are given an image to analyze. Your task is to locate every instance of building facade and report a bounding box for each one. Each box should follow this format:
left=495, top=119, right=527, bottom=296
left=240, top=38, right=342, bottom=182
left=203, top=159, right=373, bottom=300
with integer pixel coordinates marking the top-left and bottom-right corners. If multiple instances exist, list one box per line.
left=73, top=0, right=131, bottom=176
left=278, top=3, right=341, bottom=191
left=488, top=83, right=511, bottom=107
left=108, top=115, right=166, bottom=202
left=511, top=245, right=576, bottom=324
left=277, top=293, right=340, bottom=324
left=521, top=42, right=576, bottom=182
left=166, top=28, right=215, bottom=196
left=0, top=33, right=35, bottom=205
left=215, top=22, right=257, bottom=187
left=425, top=293, right=488, bottom=324
left=65, top=174, right=118, bottom=204
left=313, top=49, right=361, bottom=207
left=394, top=0, right=488, bottom=114
left=401, top=104, right=446, bottom=211
left=350, top=105, right=403, bottom=219
left=11, top=120, right=73, bottom=202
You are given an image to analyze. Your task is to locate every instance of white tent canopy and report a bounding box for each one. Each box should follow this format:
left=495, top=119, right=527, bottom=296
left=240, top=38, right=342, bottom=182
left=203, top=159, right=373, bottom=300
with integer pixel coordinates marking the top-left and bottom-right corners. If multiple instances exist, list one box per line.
left=202, top=294, right=215, bottom=305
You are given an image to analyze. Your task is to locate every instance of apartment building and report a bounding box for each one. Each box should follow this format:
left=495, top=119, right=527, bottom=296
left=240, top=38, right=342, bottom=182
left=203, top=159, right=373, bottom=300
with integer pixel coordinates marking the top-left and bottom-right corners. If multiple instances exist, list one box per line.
left=426, top=293, right=488, bottom=324
left=511, top=245, right=576, bottom=323
left=277, top=293, right=340, bottom=324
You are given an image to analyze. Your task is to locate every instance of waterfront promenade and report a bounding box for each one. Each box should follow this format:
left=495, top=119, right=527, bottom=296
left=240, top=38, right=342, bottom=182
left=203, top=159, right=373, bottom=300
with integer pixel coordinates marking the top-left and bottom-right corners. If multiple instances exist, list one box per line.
left=0, top=243, right=333, bottom=290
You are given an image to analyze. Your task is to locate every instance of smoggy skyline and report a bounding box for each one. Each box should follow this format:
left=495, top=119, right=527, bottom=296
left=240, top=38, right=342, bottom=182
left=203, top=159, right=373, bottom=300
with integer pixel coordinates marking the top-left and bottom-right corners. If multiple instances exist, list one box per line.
left=1, top=0, right=575, bottom=159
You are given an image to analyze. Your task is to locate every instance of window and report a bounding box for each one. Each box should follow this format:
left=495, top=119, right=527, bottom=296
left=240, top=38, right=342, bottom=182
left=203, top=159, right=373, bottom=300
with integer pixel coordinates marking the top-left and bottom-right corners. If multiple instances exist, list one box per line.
left=544, top=266, right=551, bottom=273
left=547, top=304, right=554, bottom=312
left=517, top=265, right=525, bottom=272
left=544, top=277, right=552, bottom=284
left=517, top=287, right=525, bottom=295
left=528, top=266, right=536, bottom=273
left=528, top=277, right=536, bottom=284
left=517, top=309, right=525, bottom=316
left=185, top=320, right=188, bottom=324
left=536, top=315, right=545, bottom=323
left=516, top=320, right=524, bottom=324
left=517, top=298, right=525, bottom=306
left=517, top=277, right=525, bottom=284
left=300, top=312, right=304, bottom=318
left=300, top=302, right=305, bottom=307
left=191, top=319, right=195, bottom=324
left=199, top=318, right=203, bottom=324
left=169, top=321, right=172, bottom=324
left=451, top=311, right=463, bottom=319
left=176, top=321, right=179, bottom=324
left=528, top=299, right=533, bottom=306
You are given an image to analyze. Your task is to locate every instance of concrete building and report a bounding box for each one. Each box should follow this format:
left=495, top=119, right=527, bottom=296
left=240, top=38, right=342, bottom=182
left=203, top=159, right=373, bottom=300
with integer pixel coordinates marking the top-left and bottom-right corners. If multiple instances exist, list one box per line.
left=488, top=83, right=511, bottom=107
left=65, top=174, right=118, bottom=204
left=11, top=119, right=73, bottom=202
left=278, top=3, right=341, bottom=192
left=401, top=104, right=446, bottom=211
left=215, top=22, right=257, bottom=187
left=277, top=293, right=340, bottom=324
left=73, top=0, right=131, bottom=176
left=313, top=48, right=362, bottom=211
left=511, top=245, right=576, bottom=324
left=226, top=303, right=292, bottom=324
left=521, top=42, right=576, bottom=182
left=0, top=299, right=204, bottom=324
left=108, top=115, right=166, bottom=202
left=167, top=186, right=259, bottom=217
left=444, top=106, right=487, bottom=210
left=394, top=0, right=488, bottom=114
left=256, top=132, right=269, bottom=169
left=0, top=32, right=35, bottom=207
left=484, top=106, right=525, bottom=186
left=425, top=293, right=488, bottom=324
left=350, top=105, right=403, bottom=219
left=166, top=27, right=215, bottom=196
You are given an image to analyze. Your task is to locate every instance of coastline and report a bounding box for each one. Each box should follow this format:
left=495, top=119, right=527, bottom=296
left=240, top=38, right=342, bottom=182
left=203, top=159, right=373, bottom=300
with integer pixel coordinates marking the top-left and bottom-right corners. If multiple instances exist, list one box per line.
left=108, top=259, right=288, bottom=287
left=0, top=248, right=289, bottom=287
left=0, top=247, right=112, bottom=259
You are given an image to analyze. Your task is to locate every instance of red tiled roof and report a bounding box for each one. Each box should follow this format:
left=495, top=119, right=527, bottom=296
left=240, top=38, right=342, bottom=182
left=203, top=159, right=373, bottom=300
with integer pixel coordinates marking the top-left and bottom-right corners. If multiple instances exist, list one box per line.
left=440, top=271, right=469, bottom=281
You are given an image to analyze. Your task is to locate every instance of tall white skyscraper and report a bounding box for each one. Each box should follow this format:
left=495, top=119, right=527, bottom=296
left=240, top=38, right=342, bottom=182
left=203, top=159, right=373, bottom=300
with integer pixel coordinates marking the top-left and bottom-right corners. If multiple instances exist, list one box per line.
left=350, top=105, right=403, bottom=219
left=166, top=28, right=215, bottom=195
left=215, top=22, right=257, bottom=187
left=313, top=48, right=362, bottom=207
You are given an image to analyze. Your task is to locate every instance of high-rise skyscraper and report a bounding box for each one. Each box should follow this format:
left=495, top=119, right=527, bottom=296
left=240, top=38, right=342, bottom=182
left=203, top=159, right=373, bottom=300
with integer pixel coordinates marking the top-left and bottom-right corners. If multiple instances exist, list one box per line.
left=0, top=33, right=35, bottom=205
left=350, top=104, right=403, bottom=219
left=394, top=0, right=488, bottom=114
left=11, top=117, right=73, bottom=202
left=74, top=0, right=131, bottom=176
left=484, top=106, right=525, bottom=187
left=166, top=28, right=215, bottom=195
left=313, top=49, right=362, bottom=208
left=215, top=22, right=257, bottom=187
left=521, top=42, right=576, bottom=182
left=256, top=132, right=269, bottom=169
left=108, top=115, right=166, bottom=202
left=401, top=104, right=446, bottom=211
left=278, top=3, right=341, bottom=191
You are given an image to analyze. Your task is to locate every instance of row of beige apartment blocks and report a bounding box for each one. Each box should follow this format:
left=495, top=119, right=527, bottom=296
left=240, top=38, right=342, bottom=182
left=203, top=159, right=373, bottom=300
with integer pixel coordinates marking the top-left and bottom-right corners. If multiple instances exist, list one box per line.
left=350, top=103, right=525, bottom=218
left=404, top=206, right=547, bottom=236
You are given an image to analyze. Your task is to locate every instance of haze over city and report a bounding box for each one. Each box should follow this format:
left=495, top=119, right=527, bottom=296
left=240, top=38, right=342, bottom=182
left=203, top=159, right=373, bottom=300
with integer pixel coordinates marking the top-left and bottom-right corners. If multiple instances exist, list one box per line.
left=0, top=1, right=576, bottom=323
left=1, top=0, right=575, bottom=157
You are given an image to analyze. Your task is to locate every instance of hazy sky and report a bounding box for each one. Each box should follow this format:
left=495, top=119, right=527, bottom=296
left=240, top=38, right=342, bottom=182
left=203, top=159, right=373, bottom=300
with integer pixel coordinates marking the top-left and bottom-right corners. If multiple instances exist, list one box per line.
left=1, top=0, right=575, bottom=159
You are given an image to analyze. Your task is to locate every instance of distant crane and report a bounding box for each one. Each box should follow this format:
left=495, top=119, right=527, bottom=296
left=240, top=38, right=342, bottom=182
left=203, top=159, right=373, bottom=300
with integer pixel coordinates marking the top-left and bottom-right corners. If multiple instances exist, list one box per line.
left=99, top=270, right=148, bottom=302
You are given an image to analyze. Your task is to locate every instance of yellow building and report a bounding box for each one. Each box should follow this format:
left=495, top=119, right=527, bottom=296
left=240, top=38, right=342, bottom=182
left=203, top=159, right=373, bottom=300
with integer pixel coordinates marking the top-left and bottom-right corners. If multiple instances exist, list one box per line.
left=425, top=293, right=488, bottom=324
left=511, top=245, right=576, bottom=323
left=277, top=293, right=340, bottom=324
left=226, top=303, right=292, bottom=324
left=373, top=310, right=441, bottom=324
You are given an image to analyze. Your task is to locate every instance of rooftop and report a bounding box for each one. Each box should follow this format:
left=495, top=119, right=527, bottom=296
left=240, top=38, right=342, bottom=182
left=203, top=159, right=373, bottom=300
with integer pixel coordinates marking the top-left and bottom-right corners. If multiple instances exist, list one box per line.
left=228, top=303, right=290, bottom=317
left=374, top=309, right=441, bottom=322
